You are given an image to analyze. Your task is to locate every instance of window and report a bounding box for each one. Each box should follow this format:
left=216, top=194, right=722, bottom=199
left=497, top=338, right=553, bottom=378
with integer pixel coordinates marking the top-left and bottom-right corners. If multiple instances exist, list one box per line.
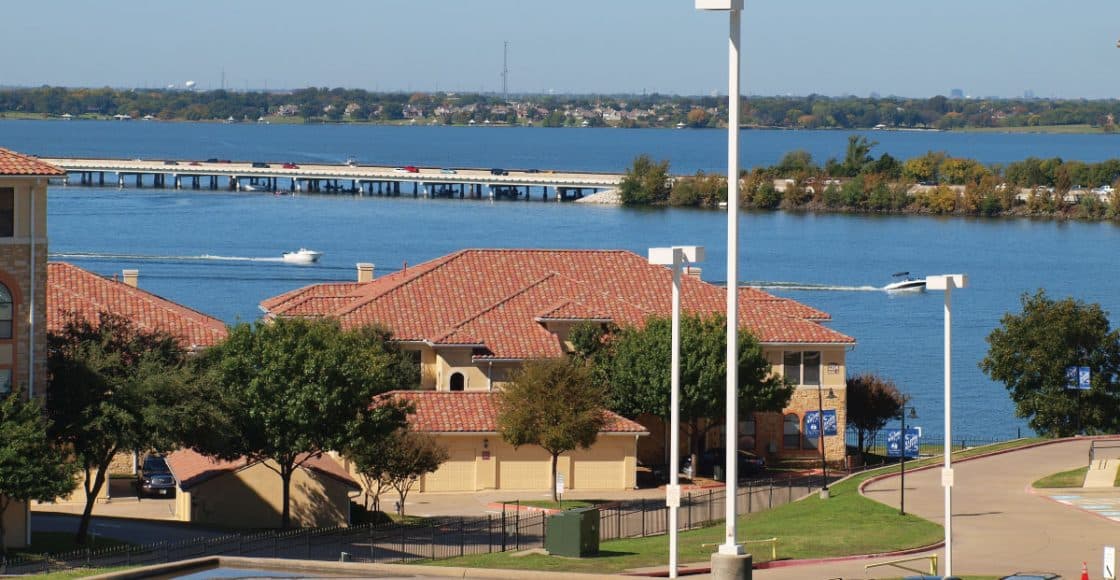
left=783, top=414, right=800, bottom=449
left=783, top=351, right=821, bottom=386
left=738, top=415, right=756, bottom=450
left=0, top=283, right=11, bottom=339
left=0, top=369, right=9, bottom=397
left=0, top=188, right=12, bottom=238
left=449, top=372, right=465, bottom=391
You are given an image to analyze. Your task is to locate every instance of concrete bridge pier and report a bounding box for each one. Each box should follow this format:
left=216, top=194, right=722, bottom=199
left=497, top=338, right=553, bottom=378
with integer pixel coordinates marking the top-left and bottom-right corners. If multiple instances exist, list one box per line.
left=174, top=175, right=182, bottom=189
left=118, top=175, right=124, bottom=188
left=135, top=174, right=142, bottom=188
left=99, top=172, right=105, bottom=186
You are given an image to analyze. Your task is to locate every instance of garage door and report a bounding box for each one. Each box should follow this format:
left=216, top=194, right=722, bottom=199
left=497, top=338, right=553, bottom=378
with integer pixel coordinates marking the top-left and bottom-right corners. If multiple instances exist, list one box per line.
left=498, top=458, right=550, bottom=490
left=423, top=447, right=476, bottom=492
left=573, top=458, right=622, bottom=490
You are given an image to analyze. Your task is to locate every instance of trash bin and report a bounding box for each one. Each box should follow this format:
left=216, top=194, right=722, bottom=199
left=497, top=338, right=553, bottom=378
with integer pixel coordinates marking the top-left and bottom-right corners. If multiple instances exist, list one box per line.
left=713, top=464, right=724, bottom=482
left=544, top=507, right=600, bottom=557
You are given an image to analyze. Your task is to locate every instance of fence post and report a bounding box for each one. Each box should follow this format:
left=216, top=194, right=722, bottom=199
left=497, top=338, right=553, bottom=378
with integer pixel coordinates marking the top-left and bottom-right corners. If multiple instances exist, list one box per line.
left=616, top=507, right=621, bottom=538
left=460, top=518, right=465, bottom=557
left=501, top=509, right=507, bottom=552
left=641, top=499, right=646, bottom=537
left=370, top=524, right=376, bottom=562
left=768, top=481, right=773, bottom=509
left=400, top=523, right=406, bottom=563
left=430, top=521, right=436, bottom=560
left=515, top=509, right=521, bottom=551
left=488, top=515, right=493, bottom=554
left=687, top=492, right=692, bottom=530
left=747, top=481, right=752, bottom=513
left=707, top=489, right=712, bottom=523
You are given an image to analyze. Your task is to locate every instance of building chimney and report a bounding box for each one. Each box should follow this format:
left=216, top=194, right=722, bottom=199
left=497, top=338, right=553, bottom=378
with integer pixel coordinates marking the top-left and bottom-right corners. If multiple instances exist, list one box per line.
left=685, top=266, right=702, bottom=280
left=357, top=263, right=375, bottom=283
left=122, top=269, right=139, bottom=288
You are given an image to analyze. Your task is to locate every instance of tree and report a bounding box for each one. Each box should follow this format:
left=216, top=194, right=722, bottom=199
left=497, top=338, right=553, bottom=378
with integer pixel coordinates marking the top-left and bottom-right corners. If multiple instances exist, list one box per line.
left=0, top=392, right=79, bottom=553
left=198, top=318, right=416, bottom=528
left=497, top=358, right=608, bottom=501
left=981, top=290, right=1120, bottom=436
left=381, top=429, right=448, bottom=517
left=619, top=154, right=671, bottom=206
left=597, top=314, right=793, bottom=469
left=845, top=373, right=907, bottom=456
left=841, top=135, right=876, bottom=177
left=48, top=312, right=218, bottom=544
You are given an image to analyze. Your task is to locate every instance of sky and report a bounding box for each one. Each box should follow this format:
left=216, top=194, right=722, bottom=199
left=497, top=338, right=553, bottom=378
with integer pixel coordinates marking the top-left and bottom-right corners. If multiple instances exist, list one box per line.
left=3, top=0, right=1118, bottom=99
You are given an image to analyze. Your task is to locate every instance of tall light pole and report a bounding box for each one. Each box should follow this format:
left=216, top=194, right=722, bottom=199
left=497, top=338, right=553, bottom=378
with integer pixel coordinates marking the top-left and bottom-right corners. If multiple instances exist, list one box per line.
left=926, top=274, right=967, bottom=578
left=898, top=404, right=918, bottom=515
left=695, top=1, right=748, bottom=577
left=649, top=246, right=704, bottom=580
left=816, top=385, right=836, bottom=497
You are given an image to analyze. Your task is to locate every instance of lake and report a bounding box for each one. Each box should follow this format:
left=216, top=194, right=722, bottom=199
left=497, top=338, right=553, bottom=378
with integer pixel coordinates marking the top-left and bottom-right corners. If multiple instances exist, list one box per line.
left=6, top=120, right=1119, bottom=440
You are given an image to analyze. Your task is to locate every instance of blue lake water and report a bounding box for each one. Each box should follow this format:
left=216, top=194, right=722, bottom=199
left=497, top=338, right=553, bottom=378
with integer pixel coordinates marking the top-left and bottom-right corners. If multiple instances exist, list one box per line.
left=6, top=120, right=1120, bottom=440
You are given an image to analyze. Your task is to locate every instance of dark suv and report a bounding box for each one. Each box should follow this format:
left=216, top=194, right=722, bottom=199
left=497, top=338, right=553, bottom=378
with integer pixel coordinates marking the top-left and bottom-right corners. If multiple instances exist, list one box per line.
left=138, top=455, right=176, bottom=498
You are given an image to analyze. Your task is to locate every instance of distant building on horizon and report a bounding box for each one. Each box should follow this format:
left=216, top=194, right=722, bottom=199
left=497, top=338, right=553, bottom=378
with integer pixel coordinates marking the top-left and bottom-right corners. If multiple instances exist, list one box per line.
left=950, top=88, right=965, bottom=99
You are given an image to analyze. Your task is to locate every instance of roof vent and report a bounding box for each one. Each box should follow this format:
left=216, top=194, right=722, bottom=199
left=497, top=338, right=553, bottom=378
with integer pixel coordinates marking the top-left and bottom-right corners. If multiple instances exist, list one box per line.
left=122, top=269, right=139, bottom=288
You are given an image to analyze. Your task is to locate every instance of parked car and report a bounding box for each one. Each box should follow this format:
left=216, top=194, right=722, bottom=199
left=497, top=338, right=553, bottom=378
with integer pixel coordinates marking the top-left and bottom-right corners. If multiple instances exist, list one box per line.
left=205, top=158, right=219, bottom=163
left=162, top=160, right=179, bottom=166
left=404, top=165, right=420, bottom=173
left=251, top=161, right=270, bottom=168
left=682, top=448, right=765, bottom=480
left=188, top=161, right=201, bottom=166
left=440, top=168, right=457, bottom=174
left=137, top=455, right=176, bottom=498
left=282, top=162, right=299, bottom=169
left=490, top=168, right=508, bottom=176
left=392, top=167, right=407, bottom=173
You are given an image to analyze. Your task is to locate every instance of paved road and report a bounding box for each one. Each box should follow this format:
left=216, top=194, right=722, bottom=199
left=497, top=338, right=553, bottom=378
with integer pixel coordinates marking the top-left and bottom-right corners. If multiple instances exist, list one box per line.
left=746, top=438, right=1115, bottom=579
left=33, top=512, right=228, bottom=545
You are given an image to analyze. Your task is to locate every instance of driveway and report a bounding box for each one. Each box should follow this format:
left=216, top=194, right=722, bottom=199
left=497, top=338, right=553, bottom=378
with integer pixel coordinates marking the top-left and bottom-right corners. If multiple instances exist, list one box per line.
left=749, top=438, right=1116, bottom=579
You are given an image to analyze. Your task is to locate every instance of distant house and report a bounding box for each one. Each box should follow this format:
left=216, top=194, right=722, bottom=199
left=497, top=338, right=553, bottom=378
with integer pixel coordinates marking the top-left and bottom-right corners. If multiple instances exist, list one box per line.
left=262, top=249, right=855, bottom=488
left=0, top=147, right=65, bottom=549
left=166, top=449, right=359, bottom=529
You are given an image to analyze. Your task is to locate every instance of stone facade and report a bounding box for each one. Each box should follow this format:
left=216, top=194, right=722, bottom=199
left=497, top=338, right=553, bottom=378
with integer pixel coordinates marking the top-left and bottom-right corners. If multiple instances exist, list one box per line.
left=0, top=241, right=47, bottom=397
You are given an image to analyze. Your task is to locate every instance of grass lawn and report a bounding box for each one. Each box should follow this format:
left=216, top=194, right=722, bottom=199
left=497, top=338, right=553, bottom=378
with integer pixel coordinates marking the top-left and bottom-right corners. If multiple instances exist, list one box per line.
left=424, top=438, right=1045, bottom=573
left=23, top=567, right=132, bottom=579
left=11, top=532, right=128, bottom=559
left=1033, top=466, right=1088, bottom=488
left=508, top=499, right=602, bottom=510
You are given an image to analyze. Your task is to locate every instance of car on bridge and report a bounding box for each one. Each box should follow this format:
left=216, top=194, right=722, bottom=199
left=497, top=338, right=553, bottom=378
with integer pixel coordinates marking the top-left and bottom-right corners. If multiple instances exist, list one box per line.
left=282, top=162, right=299, bottom=169
left=251, top=162, right=270, bottom=168
left=490, top=168, right=508, bottom=176
left=404, top=165, right=419, bottom=173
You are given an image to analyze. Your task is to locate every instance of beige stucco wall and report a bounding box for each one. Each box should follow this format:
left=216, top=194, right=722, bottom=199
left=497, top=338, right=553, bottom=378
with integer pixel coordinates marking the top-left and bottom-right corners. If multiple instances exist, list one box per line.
left=181, top=461, right=353, bottom=529
left=1, top=500, right=28, bottom=548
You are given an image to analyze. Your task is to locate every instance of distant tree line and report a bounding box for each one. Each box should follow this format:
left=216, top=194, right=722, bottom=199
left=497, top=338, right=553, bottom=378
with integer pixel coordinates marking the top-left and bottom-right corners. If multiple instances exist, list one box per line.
left=621, top=137, right=1120, bottom=221
left=2, top=86, right=1120, bottom=130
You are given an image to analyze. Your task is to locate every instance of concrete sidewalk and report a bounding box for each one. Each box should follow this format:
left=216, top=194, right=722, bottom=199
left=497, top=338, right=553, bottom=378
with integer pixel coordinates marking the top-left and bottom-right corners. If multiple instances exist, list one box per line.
left=1084, top=458, right=1118, bottom=487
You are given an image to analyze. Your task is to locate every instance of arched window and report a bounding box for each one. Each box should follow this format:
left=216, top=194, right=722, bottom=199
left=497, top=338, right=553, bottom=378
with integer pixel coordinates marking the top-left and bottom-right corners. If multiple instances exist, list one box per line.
left=449, top=372, right=465, bottom=392
left=782, top=414, right=800, bottom=449
left=738, top=415, right=756, bottom=450
left=0, top=283, right=12, bottom=339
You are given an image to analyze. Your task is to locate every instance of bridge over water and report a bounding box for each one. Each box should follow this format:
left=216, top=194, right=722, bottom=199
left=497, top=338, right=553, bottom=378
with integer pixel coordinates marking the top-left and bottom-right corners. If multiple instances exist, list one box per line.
left=42, top=157, right=623, bottom=201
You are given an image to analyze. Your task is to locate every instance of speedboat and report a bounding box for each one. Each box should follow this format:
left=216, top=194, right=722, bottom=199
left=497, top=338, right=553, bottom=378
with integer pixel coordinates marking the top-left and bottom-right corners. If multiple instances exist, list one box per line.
left=282, top=248, right=322, bottom=264
left=884, top=271, right=925, bottom=292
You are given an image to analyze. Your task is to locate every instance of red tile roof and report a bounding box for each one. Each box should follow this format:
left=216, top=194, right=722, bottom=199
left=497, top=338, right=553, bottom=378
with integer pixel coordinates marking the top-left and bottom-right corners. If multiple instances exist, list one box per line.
left=48, top=262, right=228, bottom=349
left=0, top=148, right=65, bottom=176
left=261, top=249, right=853, bottom=360
left=165, top=448, right=358, bottom=490
left=383, top=390, right=648, bottom=434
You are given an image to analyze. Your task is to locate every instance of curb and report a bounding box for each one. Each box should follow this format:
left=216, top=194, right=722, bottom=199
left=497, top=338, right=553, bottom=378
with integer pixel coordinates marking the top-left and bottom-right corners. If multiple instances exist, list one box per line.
left=621, top=541, right=945, bottom=576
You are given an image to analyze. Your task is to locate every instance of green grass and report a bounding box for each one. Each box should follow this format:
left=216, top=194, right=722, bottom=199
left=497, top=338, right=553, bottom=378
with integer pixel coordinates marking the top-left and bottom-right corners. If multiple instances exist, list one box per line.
left=424, top=438, right=1046, bottom=573
left=1033, top=466, right=1088, bottom=488
left=23, top=567, right=132, bottom=579
left=508, top=499, right=602, bottom=510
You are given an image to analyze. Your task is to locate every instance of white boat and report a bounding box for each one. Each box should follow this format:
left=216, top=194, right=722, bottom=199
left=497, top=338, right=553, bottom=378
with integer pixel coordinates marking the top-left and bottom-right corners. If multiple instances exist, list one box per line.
left=282, top=248, right=323, bottom=264
left=884, top=271, right=925, bottom=292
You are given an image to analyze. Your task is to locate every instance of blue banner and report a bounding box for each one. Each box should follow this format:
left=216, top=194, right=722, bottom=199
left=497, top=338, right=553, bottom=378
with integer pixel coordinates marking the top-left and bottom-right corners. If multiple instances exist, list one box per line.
left=886, top=428, right=920, bottom=458
left=1066, top=366, right=1091, bottom=390
left=804, top=410, right=838, bottom=438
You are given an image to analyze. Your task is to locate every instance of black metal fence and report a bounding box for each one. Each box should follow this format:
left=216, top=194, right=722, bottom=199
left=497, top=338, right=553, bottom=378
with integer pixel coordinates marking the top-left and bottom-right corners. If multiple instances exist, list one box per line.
left=845, top=429, right=1025, bottom=456
left=1, top=476, right=829, bottom=575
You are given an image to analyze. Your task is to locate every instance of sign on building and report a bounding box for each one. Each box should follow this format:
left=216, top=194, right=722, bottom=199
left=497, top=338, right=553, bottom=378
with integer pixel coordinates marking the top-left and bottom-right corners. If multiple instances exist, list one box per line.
left=804, top=410, right=838, bottom=438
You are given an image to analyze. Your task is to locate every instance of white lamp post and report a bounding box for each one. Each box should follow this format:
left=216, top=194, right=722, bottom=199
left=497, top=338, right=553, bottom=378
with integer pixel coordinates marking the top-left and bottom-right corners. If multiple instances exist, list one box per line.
left=695, top=1, right=747, bottom=577
left=649, top=245, right=704, bottom=579
left=925, top=274, right=967, bottom=578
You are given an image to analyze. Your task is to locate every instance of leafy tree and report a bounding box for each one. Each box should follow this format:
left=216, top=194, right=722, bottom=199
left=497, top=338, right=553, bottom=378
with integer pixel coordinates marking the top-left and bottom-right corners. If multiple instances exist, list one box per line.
left=845, top=373, right=907, bottom=456
left=841, top=135, right=876, bottom=177
left=0, top=392, right=79, bottom=553
left=619, top=155, right=671, bottom=206
left=597, top=314, right=793, bottom=468
left=498, top=358, right=608, bottom=501
left=47, top=312, right=218, bottom=544
left=981, top=290, right=1120, bottom=436
left=381, top=429, right=448, bottom=517
left=198, top=318, right=416, bottom=528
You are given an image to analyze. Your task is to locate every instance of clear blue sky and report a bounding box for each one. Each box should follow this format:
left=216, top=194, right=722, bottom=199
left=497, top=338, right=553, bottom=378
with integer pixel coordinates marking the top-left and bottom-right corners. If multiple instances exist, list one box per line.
left=5, top=0, right=1118, bottom=98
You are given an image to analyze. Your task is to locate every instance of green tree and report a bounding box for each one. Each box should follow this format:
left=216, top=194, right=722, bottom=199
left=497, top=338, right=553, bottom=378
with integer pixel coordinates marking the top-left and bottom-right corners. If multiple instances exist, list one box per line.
left=497, top=358, right=608, bottom=501
left=198, top=318, right=416, bottom=528
left=981, top=290, right=1120, bottom=436
left=619, top=154, right=671, bottom=206
left=845, top=373, right=907, bottom=456
left=841, top=135, right=876, bottom=177
left=47, top=312, right=220, bottom=544
left=597, top=314, right=793, bottom=468
left=381, top=429, right=448, bottom=517
left=0, top=392, right=79, bottom=553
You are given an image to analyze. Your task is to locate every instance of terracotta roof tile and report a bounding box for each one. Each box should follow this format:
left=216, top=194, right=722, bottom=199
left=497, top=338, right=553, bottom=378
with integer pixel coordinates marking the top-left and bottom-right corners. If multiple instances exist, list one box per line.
left=262, top=249, right=854, bottom=358
left=383, top=390, right=648, bottom=434
left=165, top=448, right=358, bottom=490
left=48, top=262, right=227, bottom=349
left=0, top=148, right=65, bottom=176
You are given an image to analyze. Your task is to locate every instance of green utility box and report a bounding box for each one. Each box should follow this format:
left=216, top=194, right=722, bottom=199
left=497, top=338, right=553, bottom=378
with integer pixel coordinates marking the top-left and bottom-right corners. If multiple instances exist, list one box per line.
left=544, top=507, right=600, bottom=557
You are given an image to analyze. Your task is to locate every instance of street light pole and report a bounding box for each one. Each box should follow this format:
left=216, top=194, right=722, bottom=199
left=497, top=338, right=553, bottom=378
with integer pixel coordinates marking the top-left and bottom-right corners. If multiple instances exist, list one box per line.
left=926, top=274, right=967, bottom=578
left=899, top=405, right=917, bottom=516
left=649, top=246, right=704, bottom=580
left=695, top=2, right=747, bottom=576
left=815, top=384, right=836, bottom=496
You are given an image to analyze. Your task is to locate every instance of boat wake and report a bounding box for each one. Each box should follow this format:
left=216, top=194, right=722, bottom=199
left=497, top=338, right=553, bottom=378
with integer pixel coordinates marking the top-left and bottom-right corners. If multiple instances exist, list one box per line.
left=51, top=251, right=284, bottom=263
left=747, top=281, right=882, bottom=292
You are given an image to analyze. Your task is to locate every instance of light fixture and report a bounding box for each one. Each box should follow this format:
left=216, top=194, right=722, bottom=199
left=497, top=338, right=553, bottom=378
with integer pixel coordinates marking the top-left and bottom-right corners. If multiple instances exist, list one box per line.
left=482, top=438, right=489, bottom=450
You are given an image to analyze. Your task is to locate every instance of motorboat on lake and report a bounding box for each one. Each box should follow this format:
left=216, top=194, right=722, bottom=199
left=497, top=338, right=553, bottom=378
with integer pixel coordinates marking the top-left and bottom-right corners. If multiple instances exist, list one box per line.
left=282, top=248, right=322, bottom=264
left=884, top=271, right=925, bottom=292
